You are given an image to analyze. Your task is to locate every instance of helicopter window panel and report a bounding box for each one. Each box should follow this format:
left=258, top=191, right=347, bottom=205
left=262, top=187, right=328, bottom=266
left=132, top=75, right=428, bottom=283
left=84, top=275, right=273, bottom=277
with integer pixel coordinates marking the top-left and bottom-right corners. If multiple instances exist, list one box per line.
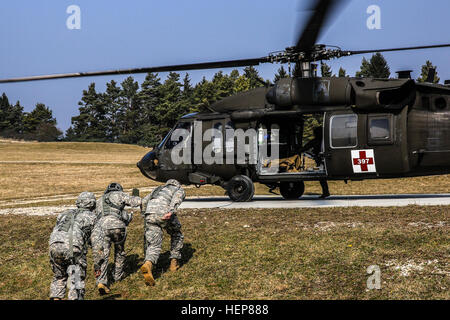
left=330, top=114, right=357, bottom=149
left=164, top=122, right=192, bottom=149
left=368, top=115, right=394, bottom=145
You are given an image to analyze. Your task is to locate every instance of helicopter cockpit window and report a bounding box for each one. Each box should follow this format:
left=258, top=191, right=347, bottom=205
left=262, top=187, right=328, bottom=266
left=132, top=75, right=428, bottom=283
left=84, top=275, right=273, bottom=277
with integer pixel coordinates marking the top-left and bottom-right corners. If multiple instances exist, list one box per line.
left=164, top=121, right=192, bottom=150
left=330, top=114, right=357, bottom=149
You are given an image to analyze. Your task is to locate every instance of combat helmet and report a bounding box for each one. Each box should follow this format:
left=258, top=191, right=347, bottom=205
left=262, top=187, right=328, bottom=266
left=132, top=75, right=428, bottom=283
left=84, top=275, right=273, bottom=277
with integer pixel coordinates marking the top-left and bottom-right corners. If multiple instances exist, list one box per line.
left=105, top=182, right=123, bottom=194
left=76, top=191, right=97, bottom=210
left=165, top=179, right=181, bottom=188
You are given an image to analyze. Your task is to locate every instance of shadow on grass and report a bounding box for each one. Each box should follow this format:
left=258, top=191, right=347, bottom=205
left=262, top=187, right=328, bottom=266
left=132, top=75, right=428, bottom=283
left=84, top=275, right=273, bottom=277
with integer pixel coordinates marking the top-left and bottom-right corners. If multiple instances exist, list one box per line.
left=103, top=243, right=195, bottom=282
left=101, top=293, right=122, bottom=300
left=153, top=243, right=195, bottom=280
left=123, top=254, right=143, bottom=280
left=104, top=253, right=143, bottom=286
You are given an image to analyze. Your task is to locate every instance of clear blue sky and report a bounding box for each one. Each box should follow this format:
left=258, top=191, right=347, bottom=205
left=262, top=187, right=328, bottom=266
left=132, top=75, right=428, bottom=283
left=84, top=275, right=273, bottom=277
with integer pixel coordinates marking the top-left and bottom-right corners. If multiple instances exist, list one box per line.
left=1, top=0, right=450, bottom=132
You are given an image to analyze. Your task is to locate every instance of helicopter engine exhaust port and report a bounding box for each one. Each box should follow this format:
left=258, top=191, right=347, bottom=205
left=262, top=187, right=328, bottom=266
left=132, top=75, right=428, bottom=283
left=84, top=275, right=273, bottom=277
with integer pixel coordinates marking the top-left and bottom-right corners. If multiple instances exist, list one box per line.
left=279, top=181, right=305, bottom=200
left=226, top=175, right=255, bottom=202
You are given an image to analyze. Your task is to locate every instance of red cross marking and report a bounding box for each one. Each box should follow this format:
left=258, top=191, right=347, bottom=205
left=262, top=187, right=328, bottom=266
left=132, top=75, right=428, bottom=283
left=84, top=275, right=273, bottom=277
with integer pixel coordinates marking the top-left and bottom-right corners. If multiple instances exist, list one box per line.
left=353, top=151, right=374, bottom=171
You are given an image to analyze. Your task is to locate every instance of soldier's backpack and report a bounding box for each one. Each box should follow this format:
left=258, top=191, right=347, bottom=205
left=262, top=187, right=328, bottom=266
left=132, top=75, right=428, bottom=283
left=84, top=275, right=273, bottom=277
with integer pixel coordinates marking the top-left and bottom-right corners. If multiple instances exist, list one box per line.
left=57, top=209, right=83, bottom=299
left=55, top=209, right=79, bottom=263
left=101, top=193, right=125, bottom=219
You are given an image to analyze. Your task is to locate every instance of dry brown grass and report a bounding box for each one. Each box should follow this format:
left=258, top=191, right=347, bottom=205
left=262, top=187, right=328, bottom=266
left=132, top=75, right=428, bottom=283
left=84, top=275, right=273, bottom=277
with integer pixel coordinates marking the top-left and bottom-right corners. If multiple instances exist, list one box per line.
left=0, top=140, right=148, bottom=163
left=0, top=163, right=154, bottom=201
left=0, top=206, right=448, bottom=300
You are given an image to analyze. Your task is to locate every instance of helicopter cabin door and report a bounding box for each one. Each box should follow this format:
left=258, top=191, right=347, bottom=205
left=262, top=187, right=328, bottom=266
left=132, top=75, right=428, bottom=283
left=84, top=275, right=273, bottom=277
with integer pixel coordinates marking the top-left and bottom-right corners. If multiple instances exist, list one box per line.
left=194, top=117, right=238, bottom=181
left=323, top=112, right=360, bottom=178
left=324, top=109, right=409, bottom=179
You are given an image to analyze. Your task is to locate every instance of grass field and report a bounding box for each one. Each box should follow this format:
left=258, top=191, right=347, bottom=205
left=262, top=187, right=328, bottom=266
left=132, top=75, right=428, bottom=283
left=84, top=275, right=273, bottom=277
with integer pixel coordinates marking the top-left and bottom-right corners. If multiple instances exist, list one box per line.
left=0, top=206, right=448, bottom=300
left=0, top=139, right=450, bottom=207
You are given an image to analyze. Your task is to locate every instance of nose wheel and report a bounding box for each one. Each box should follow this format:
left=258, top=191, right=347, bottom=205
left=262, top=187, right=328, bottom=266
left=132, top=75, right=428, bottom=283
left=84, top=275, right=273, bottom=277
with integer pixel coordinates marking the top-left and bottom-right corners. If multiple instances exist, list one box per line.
left=280, top=181, right=305, bottom=200
left=226, top=175, right=255, bottom=202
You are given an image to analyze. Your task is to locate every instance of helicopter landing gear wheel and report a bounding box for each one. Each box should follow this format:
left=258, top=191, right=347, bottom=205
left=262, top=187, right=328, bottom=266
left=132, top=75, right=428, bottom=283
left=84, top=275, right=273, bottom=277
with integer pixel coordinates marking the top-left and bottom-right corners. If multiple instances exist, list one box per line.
left=280, top=181, right=305, bottom=200
left=226, top=175, right=255, bottom=202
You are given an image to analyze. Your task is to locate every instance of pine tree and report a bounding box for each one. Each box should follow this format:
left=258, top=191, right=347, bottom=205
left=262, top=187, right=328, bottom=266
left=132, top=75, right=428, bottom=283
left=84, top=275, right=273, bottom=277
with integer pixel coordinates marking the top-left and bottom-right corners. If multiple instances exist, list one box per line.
left=230, top=69, right=240, bottom=81
left=103, top=80, right=122, bottom=142
left=243, top=66, right=264, bottom=89
left=118, top=77, right=142, bottom=144
left=155, top=72, right=186, bottom=137
left=234, top=75, right=251, bottom=93
left=417, top=60, right=440, bottom=83
left=0, top=93, right=11, bottom=132
left=9, top=101, right=24, bottom=134
left=321, top=62, right=333, bottom=77
left=23, top=103, right=56, bottom=133
left=65, top=126, right=76, bottom=141
left=356, top=53, right=390, bottom=78
left=23, top=103, right=61, bottom=141
left=338, top=67, right=347, bottom=77
left=274, top=66, right=289, bottom=83
left=212, top=71, right=235, bottom=99
left=71, top=83, right=106, bottom=141
left=192, top=77, right=217, bottom=112
left=138, top=73, right=162, bottom=146
left=182, top=73, right=194, bottom=101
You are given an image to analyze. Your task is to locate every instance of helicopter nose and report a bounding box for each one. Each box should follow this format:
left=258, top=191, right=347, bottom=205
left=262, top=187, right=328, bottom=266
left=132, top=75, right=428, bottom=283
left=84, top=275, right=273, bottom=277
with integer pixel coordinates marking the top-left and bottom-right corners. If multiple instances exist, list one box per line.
left=137, top=150, right=158, bottom=180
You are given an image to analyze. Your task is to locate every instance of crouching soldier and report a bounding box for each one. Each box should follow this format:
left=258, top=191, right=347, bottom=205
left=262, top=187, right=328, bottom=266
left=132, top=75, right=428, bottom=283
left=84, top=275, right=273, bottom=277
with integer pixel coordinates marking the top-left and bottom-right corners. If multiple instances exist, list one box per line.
left=49, top=192, right=97, bottom=300
left=91, top=183, right=141, bottom=295
left=140, top=179, right=185, bottom=286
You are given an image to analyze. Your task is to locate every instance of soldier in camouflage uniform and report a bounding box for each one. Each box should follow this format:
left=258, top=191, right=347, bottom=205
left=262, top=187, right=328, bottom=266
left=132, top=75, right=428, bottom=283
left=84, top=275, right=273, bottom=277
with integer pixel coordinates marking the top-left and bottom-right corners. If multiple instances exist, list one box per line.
left=140, top=179, right=185, bottom=286
left=91, top=183, right=141, bottom=295
left=49, top=192, right=97, bottom=300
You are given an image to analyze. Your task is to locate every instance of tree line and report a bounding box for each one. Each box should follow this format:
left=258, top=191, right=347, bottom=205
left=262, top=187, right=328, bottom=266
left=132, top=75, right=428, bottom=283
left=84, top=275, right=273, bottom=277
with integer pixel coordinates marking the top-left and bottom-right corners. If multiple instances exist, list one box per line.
left=0, top=55, right=442, bottom=144
left=0, top=93, right=62, bottom=141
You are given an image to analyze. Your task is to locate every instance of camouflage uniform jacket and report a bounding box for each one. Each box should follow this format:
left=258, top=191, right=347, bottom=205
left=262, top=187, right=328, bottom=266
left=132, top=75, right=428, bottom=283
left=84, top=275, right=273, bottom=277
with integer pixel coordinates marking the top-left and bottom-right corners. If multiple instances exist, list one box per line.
left=141, top=184, right=186, bottom=225
left=49, top=209, right=96, bottom=252
left=95, top=191, right=142, bottom=228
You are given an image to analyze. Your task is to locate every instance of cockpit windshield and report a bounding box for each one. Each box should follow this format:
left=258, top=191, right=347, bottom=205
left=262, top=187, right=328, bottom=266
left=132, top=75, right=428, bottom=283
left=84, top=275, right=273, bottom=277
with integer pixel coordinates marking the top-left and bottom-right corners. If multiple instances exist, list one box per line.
left=158, top=121, right=192, bottom=149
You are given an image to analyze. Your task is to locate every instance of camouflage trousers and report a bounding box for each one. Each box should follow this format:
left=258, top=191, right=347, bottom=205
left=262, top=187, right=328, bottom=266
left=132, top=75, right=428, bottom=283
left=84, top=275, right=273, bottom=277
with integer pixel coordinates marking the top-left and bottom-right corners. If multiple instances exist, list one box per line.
left=144, top=214, right=184, bottom=264
left=49, top=243, right=87, bottom=300
left=91, top=224, right=127, bottom=285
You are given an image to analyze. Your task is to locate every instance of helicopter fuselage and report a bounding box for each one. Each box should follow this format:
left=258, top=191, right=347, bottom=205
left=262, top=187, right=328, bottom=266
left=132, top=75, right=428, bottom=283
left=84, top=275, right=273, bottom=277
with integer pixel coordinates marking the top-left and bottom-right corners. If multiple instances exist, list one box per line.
left=137, top=76, right=450, bottom=200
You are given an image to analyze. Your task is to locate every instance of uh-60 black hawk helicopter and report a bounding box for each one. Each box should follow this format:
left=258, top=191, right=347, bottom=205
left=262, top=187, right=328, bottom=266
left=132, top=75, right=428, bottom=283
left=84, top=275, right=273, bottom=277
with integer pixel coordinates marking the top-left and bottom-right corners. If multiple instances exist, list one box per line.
left=2, top=0, right=450, bottom=202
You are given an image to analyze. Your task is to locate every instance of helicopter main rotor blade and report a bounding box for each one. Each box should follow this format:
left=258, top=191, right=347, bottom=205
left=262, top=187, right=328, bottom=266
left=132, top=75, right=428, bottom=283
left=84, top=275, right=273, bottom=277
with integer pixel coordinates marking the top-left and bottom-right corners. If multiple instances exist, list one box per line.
left=0, top=57, right=269, bottom=84
left=295, top=0, right=346, bottom=51
left=347, top=44, right=450, bottom=55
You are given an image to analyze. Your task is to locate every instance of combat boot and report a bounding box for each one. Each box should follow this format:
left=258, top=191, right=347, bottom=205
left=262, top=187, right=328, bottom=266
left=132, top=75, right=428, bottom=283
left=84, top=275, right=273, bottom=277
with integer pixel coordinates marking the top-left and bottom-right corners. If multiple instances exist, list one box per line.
left=97, top=283, right=111, bottom=295
left=141, top=261, right=155, bottom=286
left=169, top=258, right=179, bottom=272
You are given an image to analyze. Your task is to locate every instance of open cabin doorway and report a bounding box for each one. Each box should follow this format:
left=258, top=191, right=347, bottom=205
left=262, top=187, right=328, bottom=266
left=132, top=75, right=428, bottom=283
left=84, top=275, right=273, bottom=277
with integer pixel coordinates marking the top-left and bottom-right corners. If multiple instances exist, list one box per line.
left=256, top=114, right=327, bottom=178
